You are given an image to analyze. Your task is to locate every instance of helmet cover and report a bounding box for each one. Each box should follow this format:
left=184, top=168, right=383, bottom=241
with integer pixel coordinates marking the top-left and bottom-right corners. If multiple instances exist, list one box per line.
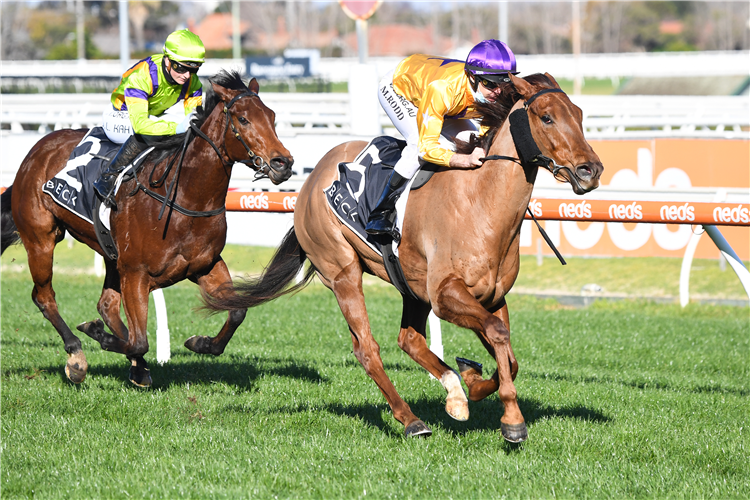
left=465, top=39, right=517, bottom=82
left=163, top=29, right=205, bottom=66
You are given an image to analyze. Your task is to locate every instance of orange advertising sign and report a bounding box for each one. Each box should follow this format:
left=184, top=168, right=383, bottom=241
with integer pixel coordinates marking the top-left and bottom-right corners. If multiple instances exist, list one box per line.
left=521, top=138, right=749, bottom=260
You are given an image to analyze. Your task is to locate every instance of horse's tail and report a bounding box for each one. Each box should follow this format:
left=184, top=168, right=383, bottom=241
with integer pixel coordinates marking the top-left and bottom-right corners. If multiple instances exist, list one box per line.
left=1, top=186, right=21, bottom=255
left=203, top=227, right=316, bottom=312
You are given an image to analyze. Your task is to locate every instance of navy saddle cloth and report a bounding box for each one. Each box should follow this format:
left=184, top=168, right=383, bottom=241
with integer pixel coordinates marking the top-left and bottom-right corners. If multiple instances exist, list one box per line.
left=42, top=127, right=120, bottom=224
left=324, top=136, right=407, bottom=255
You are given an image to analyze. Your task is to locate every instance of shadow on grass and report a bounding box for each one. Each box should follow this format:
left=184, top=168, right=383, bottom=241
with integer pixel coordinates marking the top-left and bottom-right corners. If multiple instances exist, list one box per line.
left=236, top=393, right=611, bottom=442
left=17, top=353, right=325, bottom=390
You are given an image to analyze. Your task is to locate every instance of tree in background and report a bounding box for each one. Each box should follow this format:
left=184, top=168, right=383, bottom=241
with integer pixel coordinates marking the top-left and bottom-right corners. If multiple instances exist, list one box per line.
left=1, top=1, right=748, bottom=60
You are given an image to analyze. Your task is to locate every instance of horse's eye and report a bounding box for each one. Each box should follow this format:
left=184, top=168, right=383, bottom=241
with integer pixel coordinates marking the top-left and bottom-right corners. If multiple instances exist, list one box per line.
left=238, top=117, right=248, bottom=125
left=541, top=114, right=553, bottom=125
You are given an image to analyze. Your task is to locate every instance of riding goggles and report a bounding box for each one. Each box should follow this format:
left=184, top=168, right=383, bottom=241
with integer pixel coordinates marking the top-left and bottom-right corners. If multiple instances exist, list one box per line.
left=170, top=59, right=201, bottom=75
left=476, top=74, right=510, bottom=90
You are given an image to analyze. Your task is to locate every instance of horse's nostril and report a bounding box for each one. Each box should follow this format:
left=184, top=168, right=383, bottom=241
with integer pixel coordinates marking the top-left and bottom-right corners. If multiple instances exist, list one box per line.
left=576, top=165, right=592, bottom=179
left=271, top=156, right=292, bottom=171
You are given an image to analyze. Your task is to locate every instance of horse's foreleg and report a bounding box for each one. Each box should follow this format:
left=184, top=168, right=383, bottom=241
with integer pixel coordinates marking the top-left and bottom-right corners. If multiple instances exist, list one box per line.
left=184, top=259, right=246, bottom=356
left=79, top=271, right=152, bottom=386
left=78, top=260, right=129, bottom=342
left=332, top=262, right=430, bottom=438
left=434, top=276, right=526, bottom=443
left=456, top=299, right=517, bottom=402
left=24, top=236, right=88, bottom=383
left=97, top=260, right=128, bottom=341
left=396, top=296, right=469, bottom=421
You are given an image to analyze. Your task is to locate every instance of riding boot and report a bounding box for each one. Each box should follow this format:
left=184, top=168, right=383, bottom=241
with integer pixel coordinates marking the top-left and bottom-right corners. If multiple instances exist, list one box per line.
left=93, top=135, right=145, bottom=210
left=365, top=170, right=408, bottom=239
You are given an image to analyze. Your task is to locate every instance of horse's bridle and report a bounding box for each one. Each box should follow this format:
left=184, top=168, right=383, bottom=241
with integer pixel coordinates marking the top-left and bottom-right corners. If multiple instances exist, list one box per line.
left=481, top=87, right=584, bottom=192
left=134, top=90, right=272, bottom=223
left=189, top=89, right=273, bottom=180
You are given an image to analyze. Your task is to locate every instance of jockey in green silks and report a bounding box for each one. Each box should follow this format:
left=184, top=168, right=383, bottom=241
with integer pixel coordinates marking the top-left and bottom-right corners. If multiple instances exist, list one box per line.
left=94, top=29, right=205, bottom=209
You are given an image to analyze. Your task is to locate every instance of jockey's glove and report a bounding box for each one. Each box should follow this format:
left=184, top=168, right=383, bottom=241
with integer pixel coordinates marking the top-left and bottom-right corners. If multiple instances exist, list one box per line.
left=175, top=112, right=196, bottom=134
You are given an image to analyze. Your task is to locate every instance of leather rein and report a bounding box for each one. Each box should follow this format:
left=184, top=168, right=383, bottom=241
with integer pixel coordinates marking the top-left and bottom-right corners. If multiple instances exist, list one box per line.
left=133, top=89, right=269, bottom=220
left=479, top=87, right=570, bottom=265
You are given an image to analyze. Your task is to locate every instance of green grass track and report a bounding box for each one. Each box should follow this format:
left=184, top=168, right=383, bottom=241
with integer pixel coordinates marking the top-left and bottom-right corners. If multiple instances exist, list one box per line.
left=1, top=245, right=749, bottom=498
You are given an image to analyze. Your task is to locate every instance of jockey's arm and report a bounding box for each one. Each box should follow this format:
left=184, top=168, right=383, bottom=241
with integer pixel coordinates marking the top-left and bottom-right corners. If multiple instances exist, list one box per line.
left=417, top=81, right=483, bottom=169
left=125, top=96, right=179, bottom=136
left=123, top=73, right=203, bottom=137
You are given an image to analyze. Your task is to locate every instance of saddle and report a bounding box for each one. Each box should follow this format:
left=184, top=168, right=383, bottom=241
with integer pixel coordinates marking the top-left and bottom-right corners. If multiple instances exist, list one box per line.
left=42, top=127, right=153, bottom=261
left=323, top=136, right=439, bottom=299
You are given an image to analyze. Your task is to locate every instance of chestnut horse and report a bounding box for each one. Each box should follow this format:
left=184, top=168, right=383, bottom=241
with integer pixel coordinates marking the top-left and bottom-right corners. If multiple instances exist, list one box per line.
left=1, top=70, right=293, bottom=386
left=205, top=73, right=603, bottom=442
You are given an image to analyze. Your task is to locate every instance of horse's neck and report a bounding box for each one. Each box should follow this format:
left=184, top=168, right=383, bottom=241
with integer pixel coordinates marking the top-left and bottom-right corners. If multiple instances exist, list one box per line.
left=176, top=120, right=232, bottom=207
left=476, top=121, right=538, bottom=218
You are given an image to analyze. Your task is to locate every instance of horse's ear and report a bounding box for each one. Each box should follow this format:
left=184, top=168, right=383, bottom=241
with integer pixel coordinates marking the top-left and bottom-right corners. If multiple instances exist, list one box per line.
left=211, top=80, right=235, bottom=102
left=248, top=77, right=260, bottom=94
left=544, top=72, right=562, bottom=89
left=509, top=73, right=533, bottom=99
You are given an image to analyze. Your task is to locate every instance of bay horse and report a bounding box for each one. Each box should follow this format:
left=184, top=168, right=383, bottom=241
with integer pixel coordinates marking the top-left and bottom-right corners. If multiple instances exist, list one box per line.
left=0, top=70, right=293, bottom=387
left=204, top=73, right=603, bottom=442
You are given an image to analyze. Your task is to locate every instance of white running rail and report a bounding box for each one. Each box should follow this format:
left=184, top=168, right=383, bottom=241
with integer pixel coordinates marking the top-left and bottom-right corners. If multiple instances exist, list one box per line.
left=2, top=93, right=748, bottom=139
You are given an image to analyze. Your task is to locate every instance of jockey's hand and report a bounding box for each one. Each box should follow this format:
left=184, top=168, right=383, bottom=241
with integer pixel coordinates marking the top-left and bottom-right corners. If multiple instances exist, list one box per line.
left=175, top=112, right=196, bottom=134
left=449, top=147, right=485, bottom=169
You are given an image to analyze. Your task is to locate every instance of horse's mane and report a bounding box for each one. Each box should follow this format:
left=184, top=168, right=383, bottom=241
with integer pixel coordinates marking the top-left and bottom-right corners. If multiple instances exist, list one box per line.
left=456, top=73, right=558, bottom=155
left=147, top=69, right=249, bottom=165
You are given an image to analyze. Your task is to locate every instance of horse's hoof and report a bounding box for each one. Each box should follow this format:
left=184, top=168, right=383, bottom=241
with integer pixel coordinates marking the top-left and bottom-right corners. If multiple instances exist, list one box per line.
left=456, top=357, right=483, bottom=376
left=184, top=335, right=221, bottom=355
left=77, top=319, right=105, bottom=341
left=65, top=351, right=88, bottom=384
left=129, top=366, right=152, bottom=388
left=446, top=396, right=469, bottom=422
left=500, top=422, right=528, bottom=443
left=404, top=419, right=432, bottom=438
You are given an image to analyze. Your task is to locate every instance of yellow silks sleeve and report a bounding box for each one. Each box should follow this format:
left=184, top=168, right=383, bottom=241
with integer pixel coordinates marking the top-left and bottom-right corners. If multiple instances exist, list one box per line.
left=416, top=80, right=455, bottom=166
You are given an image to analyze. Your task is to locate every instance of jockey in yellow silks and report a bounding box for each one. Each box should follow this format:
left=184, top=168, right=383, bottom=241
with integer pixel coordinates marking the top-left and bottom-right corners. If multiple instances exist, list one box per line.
left=366, top=39, right=519, bottom=239
left=95, top=29, right=205, bottom=209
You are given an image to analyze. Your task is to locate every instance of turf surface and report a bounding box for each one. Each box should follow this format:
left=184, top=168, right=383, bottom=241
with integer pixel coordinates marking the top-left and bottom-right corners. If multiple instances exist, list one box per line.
left=2, top=243, right=749, bottom=499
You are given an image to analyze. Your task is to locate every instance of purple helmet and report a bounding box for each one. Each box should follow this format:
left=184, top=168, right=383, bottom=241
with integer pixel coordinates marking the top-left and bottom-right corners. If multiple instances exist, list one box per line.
left=465, top=39, right=518, bottom=82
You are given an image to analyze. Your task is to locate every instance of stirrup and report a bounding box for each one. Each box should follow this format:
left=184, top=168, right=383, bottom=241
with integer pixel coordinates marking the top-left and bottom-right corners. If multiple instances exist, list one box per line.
left=101, top=194, right=118, bottom=211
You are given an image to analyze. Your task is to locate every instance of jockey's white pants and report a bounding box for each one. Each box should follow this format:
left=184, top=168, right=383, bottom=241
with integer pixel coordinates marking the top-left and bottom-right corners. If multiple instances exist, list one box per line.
left=378, top=70, right=478, bottom=179
left=102, top=102, right=187, bottom=144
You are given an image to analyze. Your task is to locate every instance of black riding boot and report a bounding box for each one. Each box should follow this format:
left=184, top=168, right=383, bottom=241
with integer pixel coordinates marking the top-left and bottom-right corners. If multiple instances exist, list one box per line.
left=93, top=135, right=145, bottom=210
left=365, top=170, right=408, bottom=239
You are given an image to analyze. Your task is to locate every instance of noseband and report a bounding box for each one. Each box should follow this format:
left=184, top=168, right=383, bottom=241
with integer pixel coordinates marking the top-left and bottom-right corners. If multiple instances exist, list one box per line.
left=190, top=90, right=273, bottom=180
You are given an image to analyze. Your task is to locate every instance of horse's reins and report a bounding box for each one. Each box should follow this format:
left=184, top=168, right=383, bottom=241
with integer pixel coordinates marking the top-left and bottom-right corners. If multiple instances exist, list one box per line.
left=479, top=87, right=570, bottom=265
left=134, top=89, right=275, bottom=226
left=190, top=89, right=277, bottom=181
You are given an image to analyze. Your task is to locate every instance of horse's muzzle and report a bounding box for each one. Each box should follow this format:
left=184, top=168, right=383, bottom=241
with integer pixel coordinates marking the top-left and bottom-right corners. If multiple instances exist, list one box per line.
left=268, top=156, right=294, bottom=185
left=570, top=162, right=603, bottom=194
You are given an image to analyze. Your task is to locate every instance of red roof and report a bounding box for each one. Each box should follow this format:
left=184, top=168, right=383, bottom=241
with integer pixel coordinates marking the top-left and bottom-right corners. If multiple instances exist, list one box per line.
left=345, top=24, right=454, bottom=57
left=191, top=13, right=251, bottom=51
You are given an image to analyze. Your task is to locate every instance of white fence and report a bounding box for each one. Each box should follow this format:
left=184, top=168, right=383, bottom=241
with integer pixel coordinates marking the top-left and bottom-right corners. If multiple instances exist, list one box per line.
left=2, top=51, right=748, bottom=80
left=2, top=92, right=748, bottom=140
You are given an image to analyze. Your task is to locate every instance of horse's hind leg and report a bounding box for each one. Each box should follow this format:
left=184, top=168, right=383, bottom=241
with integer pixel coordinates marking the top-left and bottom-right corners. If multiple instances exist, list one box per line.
left=397, top=296, right=469, bottom=421
left=331, top=262, right=430, bottom=438
left=184, top=258, right=247, bottom=355
left=434, top=276, right=526, bottom=443
left=22, top=230, right=88, bottom=383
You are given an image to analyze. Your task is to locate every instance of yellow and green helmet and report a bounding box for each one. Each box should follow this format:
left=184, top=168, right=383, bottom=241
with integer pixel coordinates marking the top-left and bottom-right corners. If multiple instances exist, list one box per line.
left=163, top=29, right=205, bottom=67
